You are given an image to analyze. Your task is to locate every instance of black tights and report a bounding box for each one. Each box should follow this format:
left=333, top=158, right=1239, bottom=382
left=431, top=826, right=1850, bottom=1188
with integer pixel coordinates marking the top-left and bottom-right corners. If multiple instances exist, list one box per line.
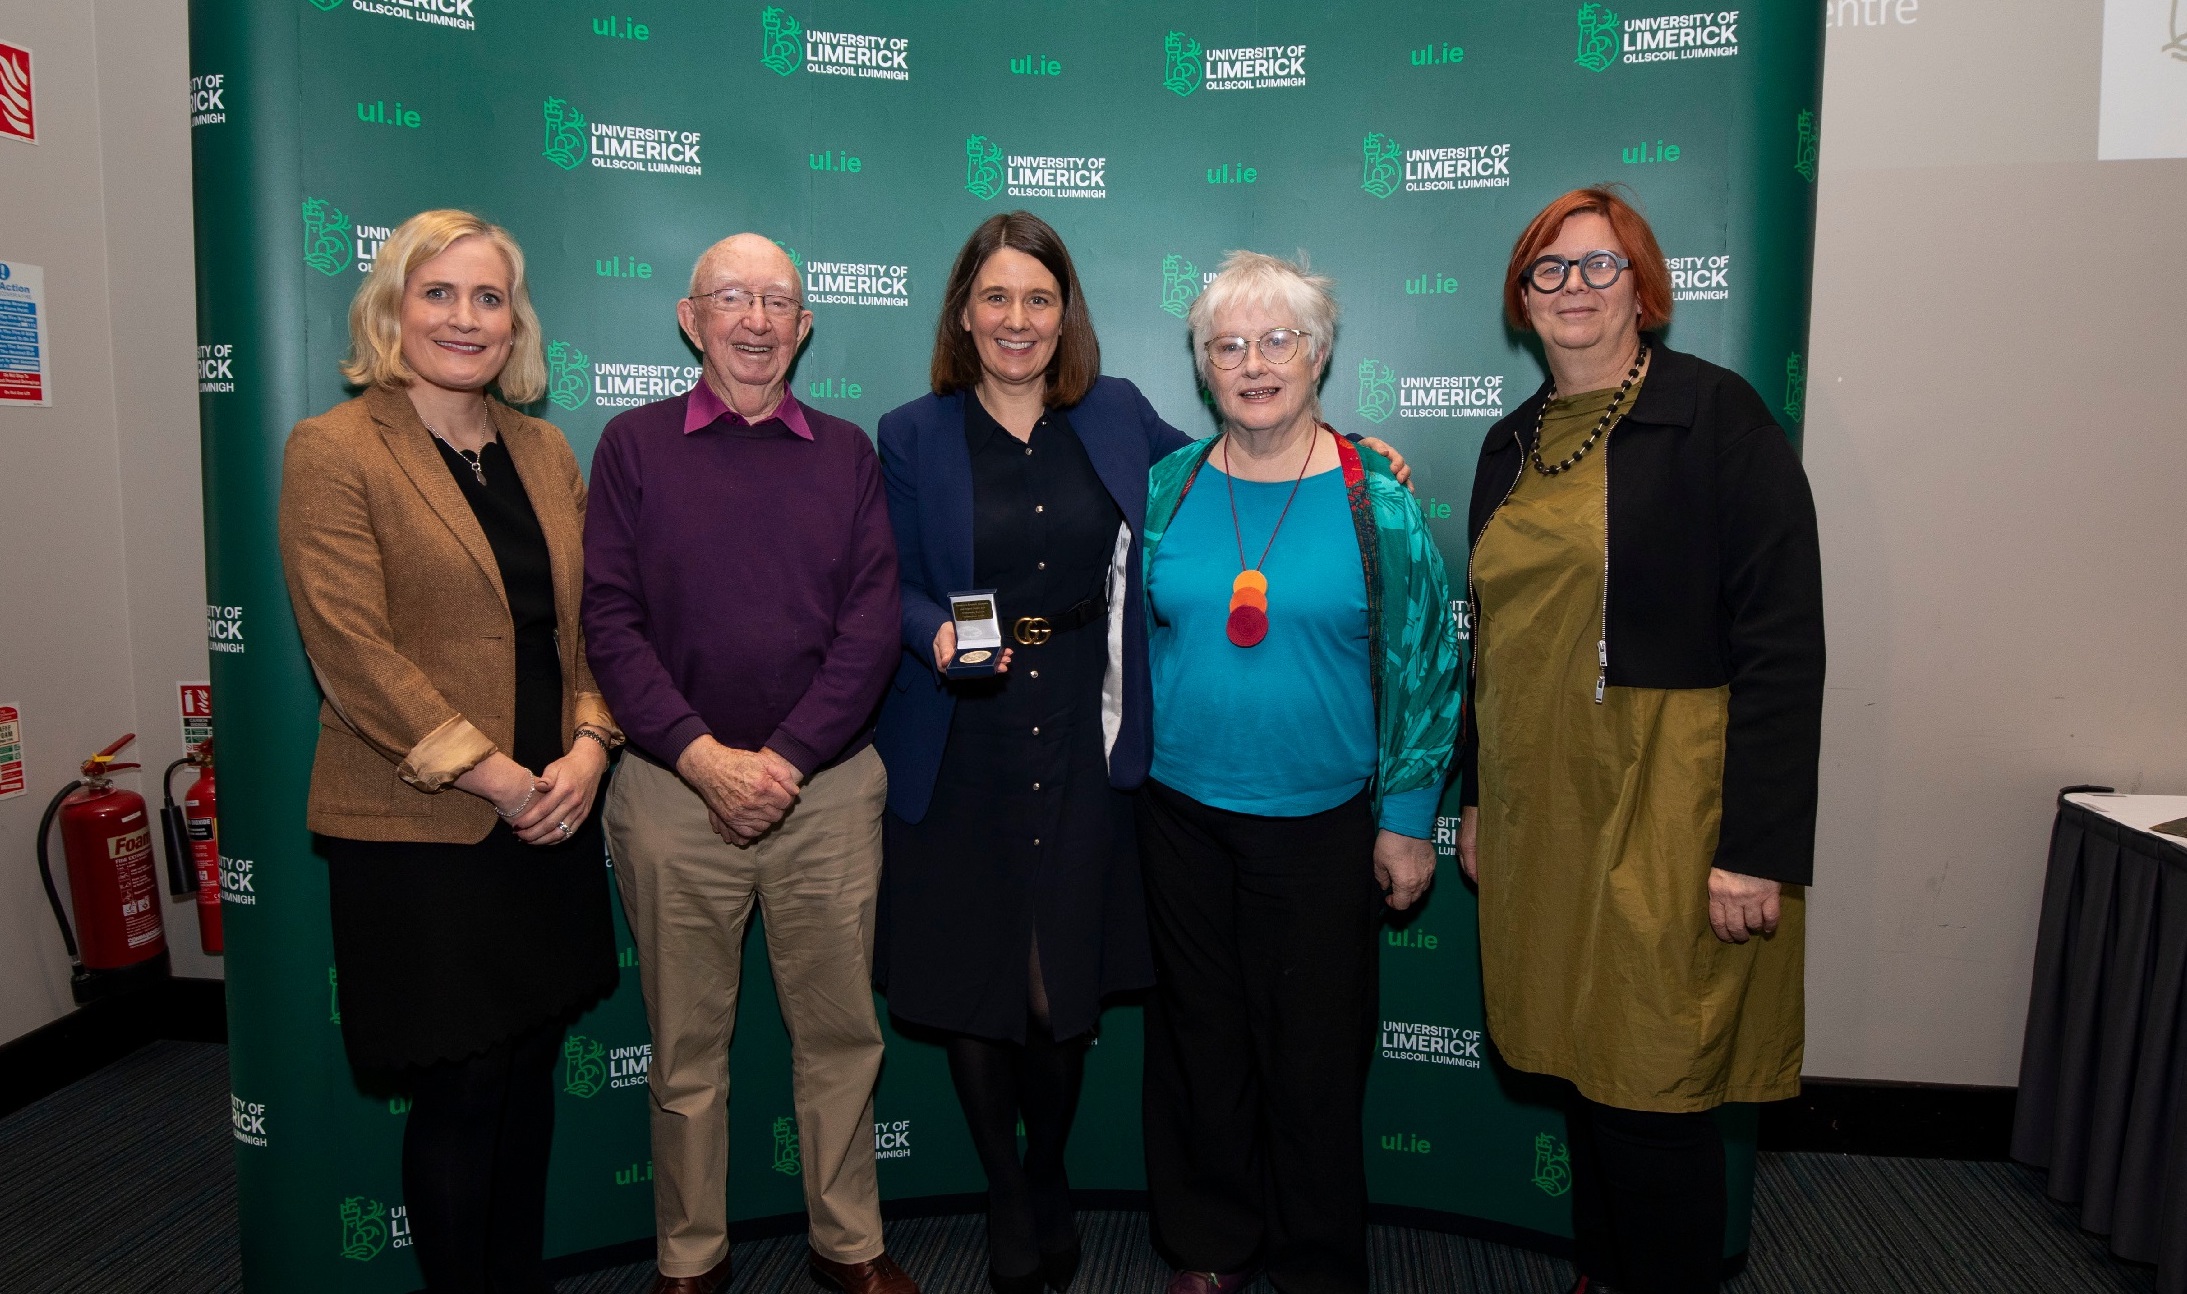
left=401, top=1019, right=564, bottom=1294
left=1566, top=1088, right=1727, bottom=1294
left=945, top=954, right=1088, bottom=1279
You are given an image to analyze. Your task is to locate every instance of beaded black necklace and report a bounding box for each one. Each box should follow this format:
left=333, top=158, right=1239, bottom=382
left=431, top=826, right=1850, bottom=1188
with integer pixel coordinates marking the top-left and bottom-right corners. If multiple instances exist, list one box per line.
left=1528, top=344, right=1649, bottom=477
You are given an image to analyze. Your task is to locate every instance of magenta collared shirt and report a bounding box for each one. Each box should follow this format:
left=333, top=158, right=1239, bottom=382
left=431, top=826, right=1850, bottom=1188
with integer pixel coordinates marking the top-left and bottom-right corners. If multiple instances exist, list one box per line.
left=682, top=379, right=814, bottom=440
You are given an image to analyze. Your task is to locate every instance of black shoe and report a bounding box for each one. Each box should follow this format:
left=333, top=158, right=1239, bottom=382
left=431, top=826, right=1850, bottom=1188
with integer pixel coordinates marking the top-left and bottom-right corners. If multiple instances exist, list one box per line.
left=1039, top=1240, right=1081, bottom=1291
left=989, top=1266, right=1045, bottom=1294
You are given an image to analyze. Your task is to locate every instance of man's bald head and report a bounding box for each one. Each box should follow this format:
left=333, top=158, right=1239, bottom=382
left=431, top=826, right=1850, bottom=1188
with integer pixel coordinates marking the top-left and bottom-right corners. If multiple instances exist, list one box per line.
left=688, top=233, right=801, bottom=298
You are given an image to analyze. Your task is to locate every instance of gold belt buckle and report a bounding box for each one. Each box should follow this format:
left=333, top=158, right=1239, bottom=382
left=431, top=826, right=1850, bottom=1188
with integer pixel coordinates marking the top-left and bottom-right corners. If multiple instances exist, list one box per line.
left=1013, top=616, right=1052, bottom=646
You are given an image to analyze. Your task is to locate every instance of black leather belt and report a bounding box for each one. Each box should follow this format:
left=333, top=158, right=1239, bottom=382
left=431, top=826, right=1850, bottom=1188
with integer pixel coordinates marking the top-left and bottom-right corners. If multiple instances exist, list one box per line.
left=1012, top=597, right=1103, bottom=646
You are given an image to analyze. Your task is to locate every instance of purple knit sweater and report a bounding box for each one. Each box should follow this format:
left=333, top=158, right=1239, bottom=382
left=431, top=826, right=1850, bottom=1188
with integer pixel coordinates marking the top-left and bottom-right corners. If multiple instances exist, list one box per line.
left=581, top=391, right=899, bottom=775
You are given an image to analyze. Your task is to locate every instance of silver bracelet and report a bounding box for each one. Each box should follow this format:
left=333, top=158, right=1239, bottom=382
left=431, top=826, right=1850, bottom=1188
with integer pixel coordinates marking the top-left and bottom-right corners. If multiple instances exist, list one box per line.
left=496, top=785, right=537, bottom=820
left=573, top=726, right=612, bottom=756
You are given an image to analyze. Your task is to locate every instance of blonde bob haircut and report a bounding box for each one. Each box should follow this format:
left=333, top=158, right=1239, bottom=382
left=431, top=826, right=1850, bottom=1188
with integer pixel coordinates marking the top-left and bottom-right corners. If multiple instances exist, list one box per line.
left=1186, top=250, right=1339, bottom=388
left=340, top=209, right=546, bottom=404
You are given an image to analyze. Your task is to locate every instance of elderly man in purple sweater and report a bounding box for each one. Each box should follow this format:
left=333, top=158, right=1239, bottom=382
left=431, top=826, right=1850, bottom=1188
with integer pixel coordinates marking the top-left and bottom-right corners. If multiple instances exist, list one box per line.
left=583, top=234, right=911, bottom=1294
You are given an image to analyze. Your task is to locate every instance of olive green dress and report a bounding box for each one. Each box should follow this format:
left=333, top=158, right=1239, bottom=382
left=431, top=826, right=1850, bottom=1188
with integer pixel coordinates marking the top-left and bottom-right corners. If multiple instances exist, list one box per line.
left=1472, top=381, right=1804, bottom=1114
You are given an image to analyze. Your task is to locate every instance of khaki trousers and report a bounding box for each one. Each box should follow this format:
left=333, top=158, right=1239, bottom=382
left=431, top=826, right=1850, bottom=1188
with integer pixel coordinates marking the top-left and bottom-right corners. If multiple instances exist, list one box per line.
left=605, top=747, right=889, bottom=1276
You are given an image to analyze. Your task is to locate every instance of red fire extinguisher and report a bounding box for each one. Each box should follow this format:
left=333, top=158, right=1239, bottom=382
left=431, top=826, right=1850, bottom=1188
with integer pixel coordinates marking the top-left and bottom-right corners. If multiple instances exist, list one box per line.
left=36, top=733, right=172, bottom=1003
left=160, top=740, right=222, bottom=954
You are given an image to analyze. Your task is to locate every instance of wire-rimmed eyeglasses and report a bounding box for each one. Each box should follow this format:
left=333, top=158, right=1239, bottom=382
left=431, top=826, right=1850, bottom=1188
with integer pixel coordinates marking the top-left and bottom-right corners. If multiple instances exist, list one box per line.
left=1204, top=328, right=1312, bottom=370
left=687, top=286, right=805, bottom=319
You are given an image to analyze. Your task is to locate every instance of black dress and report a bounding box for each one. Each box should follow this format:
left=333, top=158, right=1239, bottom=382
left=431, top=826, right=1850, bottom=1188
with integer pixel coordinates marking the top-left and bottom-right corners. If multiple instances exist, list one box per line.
left=318, top=438, right=617, bottom=1073
left=876, top=396, right=1154, bottom=1043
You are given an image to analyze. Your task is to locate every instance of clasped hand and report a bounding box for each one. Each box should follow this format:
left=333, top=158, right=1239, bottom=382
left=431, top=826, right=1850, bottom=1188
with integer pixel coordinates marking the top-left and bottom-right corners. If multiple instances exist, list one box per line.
left=677, top=734, right=803, bottom=845
left=454, top=740, right=608, bottom=846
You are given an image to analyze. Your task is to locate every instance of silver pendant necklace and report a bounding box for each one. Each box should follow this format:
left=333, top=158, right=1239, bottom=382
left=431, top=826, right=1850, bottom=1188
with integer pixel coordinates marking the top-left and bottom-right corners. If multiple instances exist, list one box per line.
left=423, top=417, right=492, bottom=486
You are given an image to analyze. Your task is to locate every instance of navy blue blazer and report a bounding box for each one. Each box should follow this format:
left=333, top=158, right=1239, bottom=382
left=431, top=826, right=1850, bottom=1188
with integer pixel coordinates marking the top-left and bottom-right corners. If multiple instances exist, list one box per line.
left=873, top=376, right=1191, bottom=823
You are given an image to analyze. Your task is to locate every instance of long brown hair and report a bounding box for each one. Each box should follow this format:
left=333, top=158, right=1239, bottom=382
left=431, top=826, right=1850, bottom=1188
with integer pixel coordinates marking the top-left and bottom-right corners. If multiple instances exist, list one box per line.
left=930, top=211, right=1100, bottom=406
left=1502, top=185, right=1673, bottom=333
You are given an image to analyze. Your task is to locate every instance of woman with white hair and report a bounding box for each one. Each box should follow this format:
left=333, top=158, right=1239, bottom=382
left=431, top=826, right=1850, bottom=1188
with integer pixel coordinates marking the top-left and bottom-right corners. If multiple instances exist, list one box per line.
left=1138, top=252, right=1462, bottom=1294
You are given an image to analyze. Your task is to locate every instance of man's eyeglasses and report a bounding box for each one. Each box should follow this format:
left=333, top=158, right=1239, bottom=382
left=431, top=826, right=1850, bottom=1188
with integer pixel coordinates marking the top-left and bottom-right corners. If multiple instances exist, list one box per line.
left=1204, top=328, right=1312, bottom=370
left=1522, top=251, right=1631, bottom=293
left=688, top=286, right=805, bottom=319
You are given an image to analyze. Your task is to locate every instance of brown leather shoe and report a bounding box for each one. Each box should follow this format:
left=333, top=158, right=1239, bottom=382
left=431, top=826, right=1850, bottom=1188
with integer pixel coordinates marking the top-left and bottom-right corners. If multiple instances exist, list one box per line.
left=649, top=1249, right=733, bottom=1294
left=808, top=1246, right=921, bottom=1294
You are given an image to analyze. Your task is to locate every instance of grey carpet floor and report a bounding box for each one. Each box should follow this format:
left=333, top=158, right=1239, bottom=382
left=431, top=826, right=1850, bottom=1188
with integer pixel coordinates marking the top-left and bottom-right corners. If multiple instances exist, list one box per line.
left=0, top=1041, right=2158, bottom=1294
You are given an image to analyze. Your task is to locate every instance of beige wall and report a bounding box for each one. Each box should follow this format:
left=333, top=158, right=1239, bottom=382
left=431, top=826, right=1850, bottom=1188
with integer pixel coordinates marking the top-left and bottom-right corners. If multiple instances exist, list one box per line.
left=1803, top=0, right=2187, bottom=1083
left=0, top=0, right=214, bottom=1048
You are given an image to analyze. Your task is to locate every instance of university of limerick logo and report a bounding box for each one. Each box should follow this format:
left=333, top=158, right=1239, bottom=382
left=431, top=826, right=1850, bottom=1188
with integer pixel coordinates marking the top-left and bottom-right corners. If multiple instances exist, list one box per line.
left=1356, top=358, right=1396, bottom=424
left=327, top=966, right=342, bottom=1023
left=546, top=340, right=591, bottom=411
left=563, top=1035, right=607, bottom=1098
left=771, top=1115, right=802, bottom=1175
left=965, top=135, right=1004, bottom=200
left=1531, top=1134, right=1573, bottom=1197
left=306, top=0, right=341, bottom=11
left=542, top=97, right=586, bottom=170
left=1361, top=132, right=1400, bottom=199
left=1160, top=254, right=1200, bottom=319
left=761, top=6, right=802, bottom=75
left=338, top=1196, right=388, bottom=1262
left=301, top=198, right=352, bottom=276
left=1784, top=353, right=1807, bottom=423
left=1163, top=31, right=1203, bottom=96
left=1575, top=4, right=1619, bottom=72
left=1794, top=109, right=1819, bottom=182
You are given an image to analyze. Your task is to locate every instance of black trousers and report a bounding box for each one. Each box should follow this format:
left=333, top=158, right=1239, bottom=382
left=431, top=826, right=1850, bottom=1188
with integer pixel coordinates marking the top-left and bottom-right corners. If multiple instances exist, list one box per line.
left=402, top=1018, right=565, bottom=1294
left=1137, top=779, right=1380, bottom=1294
left=1566, top=1087, right=1727, bottom=1294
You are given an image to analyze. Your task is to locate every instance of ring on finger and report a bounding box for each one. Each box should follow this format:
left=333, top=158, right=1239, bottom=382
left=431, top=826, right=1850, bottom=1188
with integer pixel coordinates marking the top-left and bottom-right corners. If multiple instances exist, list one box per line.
left=557, top=820, right=572, bottom=839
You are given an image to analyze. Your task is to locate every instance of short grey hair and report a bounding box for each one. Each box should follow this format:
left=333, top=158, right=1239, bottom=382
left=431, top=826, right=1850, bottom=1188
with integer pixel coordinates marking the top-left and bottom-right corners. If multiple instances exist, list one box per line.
left=1187, top=250, right=1339, bottom=385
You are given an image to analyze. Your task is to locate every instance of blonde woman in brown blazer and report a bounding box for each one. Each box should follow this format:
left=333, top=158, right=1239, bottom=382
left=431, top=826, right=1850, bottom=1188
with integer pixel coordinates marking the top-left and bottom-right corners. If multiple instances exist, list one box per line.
left=277, top=209, right=620, bottom=1294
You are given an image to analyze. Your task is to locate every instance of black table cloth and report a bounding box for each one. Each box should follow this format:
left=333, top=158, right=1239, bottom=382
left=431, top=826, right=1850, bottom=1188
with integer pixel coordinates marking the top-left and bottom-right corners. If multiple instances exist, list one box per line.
left=2014, top=790, right=2187, bottom=1291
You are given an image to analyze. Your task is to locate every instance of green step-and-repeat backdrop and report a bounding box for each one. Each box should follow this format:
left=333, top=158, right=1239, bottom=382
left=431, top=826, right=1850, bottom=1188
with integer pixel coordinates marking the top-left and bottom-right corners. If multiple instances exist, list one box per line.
left=188, top=1, right=1819, bottom=1287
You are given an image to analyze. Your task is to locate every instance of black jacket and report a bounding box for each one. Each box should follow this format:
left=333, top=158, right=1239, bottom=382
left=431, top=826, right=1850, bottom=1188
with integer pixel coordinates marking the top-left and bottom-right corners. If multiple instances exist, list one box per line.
left=1457, top=343, right=1824, bottom=886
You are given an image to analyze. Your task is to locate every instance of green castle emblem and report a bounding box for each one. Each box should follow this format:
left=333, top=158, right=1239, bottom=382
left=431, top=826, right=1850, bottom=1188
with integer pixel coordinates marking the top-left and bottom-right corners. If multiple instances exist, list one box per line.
left=964, top=135, right=1004, bottom=201
left=1163, top=32, right=1202, bottom=97
left=761, top=7, right=803, bottom=76
left=562, top=1034, right=607, bottom=1098
left=542, top=97, right=587, bottom=171
left=1159, top=255, right=1200, bottom=319
left=771, top=1114, right=802, bottom=1175
left=1360, top=133, right=1400, bottom=200
left=306, top=0, right=341, bottom=11
left=1531, top=1133, right=1573, bottom=1197
left=1575, top=4, right=1619, bottom=73
left=338, top=1196, right=388, bottom=1262
left=301, top=198, right=352, bottom=277
left=775, top=241, right=804, bottom=272
left=1356, top=359, right=1396, bottom=425
left=1783, top=352, right=1807, bottom=423
left=546, top=340, right=591, bottom=412
left=1794, top=109, right=1819, bottom=183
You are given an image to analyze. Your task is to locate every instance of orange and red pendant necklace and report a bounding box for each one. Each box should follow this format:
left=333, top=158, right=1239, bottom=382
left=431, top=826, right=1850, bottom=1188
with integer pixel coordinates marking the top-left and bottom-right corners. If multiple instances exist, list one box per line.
left=1220, top=426, right=1318, bottom=648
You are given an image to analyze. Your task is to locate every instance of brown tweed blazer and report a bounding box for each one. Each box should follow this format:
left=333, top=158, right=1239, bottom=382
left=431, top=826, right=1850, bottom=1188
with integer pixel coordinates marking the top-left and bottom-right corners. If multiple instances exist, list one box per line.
left=278, top=384, right=618, bottom=843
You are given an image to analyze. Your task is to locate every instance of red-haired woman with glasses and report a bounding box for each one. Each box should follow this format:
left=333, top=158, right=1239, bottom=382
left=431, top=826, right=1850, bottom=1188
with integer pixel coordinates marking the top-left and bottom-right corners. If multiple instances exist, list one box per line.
left=1455, top=186, right=1824, bottom=1294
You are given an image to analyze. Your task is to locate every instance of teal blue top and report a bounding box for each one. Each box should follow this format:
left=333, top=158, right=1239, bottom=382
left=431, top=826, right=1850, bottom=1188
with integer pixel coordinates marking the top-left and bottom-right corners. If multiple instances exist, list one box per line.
left=1147, top=467, right=1439, bottom=837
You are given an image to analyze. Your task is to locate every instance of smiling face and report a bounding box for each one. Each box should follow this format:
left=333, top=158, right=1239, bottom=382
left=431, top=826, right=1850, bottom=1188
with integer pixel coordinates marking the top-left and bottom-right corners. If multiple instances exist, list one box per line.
left=959, top=247, right=1063, bottom=394
left=1522, top=210, right=1642, bottom=362
left=396, top=236, right=515, bottom=395
left=676, top=233, right=813, bottom=402
left=1205, top=297, right=1327, bottom=437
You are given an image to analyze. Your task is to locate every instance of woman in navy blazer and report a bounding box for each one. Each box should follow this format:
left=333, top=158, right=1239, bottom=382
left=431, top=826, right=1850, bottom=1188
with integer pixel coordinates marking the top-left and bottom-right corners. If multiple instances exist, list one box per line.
left=873, top=212, right=1175, bottom=1294
left=871, top=213, right=1408, bottom=1294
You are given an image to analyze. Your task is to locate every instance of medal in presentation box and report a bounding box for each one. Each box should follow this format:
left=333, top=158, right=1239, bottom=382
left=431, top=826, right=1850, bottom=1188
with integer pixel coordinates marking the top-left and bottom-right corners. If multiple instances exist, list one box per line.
left=946, top=590, right=1004, bottom=679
